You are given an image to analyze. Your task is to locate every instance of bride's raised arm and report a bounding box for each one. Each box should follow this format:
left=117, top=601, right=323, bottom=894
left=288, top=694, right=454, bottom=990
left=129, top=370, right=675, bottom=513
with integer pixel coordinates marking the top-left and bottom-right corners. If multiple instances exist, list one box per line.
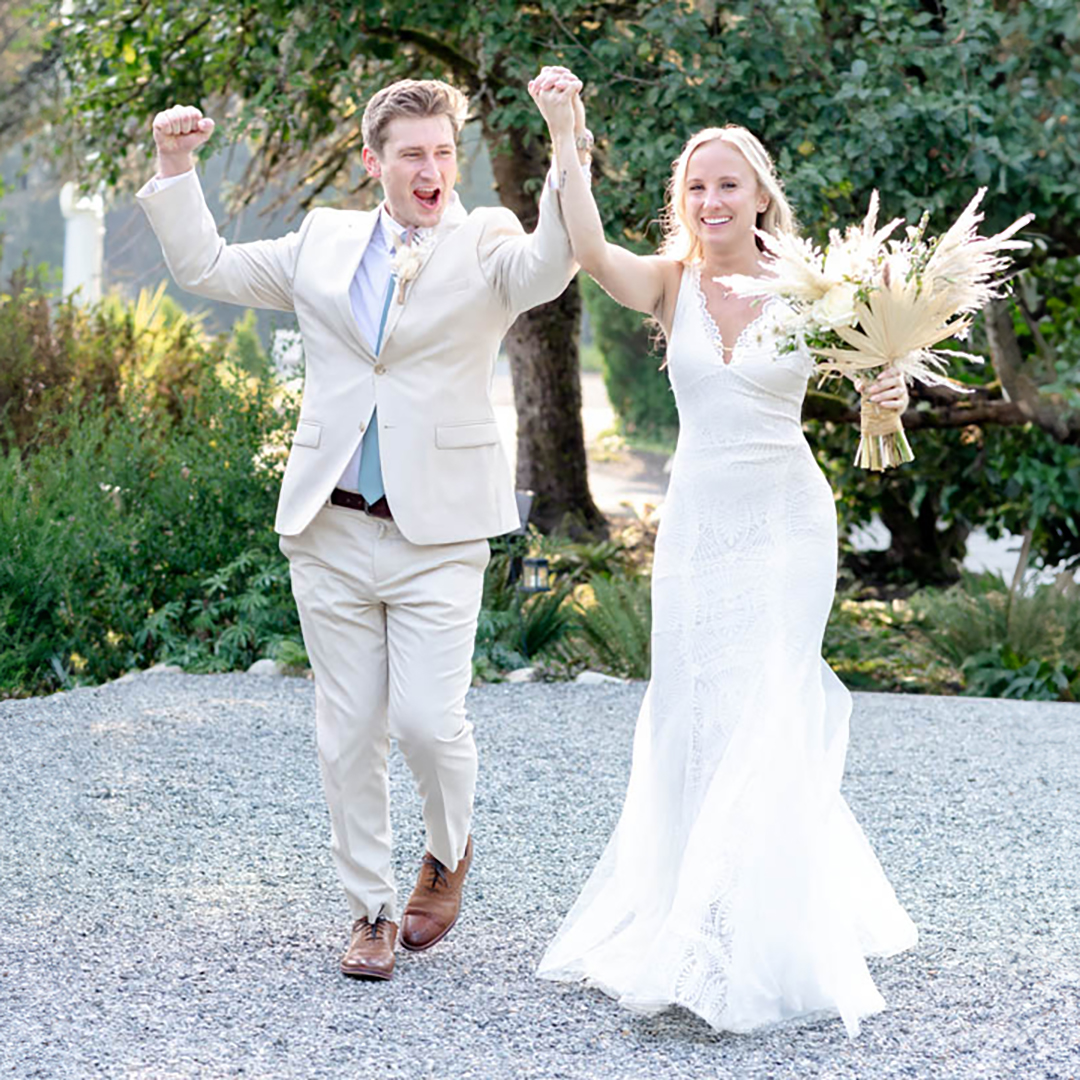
left=528, top=70, right=680, bottom=331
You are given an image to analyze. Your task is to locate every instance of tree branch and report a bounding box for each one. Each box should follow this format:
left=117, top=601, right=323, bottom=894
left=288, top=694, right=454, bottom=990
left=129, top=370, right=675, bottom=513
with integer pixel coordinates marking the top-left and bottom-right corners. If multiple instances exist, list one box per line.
left=984, top=298, right=1072, bottom=440
left=0, top=39, right=60, bottom=142
left=803, top=391, right=1031, bottom=430
left=1017, top=293, right=1057, bottom=364
left=899, top=401, right=1031, bottom=430
left=360, top=24, right=480, bottom=86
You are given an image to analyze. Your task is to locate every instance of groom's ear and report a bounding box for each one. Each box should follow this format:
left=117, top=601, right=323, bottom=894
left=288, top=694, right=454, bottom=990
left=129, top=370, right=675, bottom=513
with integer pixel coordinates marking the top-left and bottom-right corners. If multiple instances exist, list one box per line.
left=362, top=146, right=382, bottom=180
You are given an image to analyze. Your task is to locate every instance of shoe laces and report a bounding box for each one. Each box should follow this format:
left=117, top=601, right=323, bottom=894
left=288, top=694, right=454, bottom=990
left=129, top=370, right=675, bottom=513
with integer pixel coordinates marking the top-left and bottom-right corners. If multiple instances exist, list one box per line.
left=422, top=853, right=450, bottom=891
left=360, top=913, right=390, bottom=941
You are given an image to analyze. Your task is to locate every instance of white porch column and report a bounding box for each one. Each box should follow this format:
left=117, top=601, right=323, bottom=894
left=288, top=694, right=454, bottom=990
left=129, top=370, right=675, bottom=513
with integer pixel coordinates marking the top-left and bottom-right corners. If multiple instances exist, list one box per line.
left=59, top=182, right=105, bottom=305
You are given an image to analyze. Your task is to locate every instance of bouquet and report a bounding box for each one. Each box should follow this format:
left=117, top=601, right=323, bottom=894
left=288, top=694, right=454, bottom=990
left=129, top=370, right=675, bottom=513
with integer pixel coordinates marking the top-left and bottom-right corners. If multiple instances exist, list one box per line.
left=718, top=190, right=1034, bottom=470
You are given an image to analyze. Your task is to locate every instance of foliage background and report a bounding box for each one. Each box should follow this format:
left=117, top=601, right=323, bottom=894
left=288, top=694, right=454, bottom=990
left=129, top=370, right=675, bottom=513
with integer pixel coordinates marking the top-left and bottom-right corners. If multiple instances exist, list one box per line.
left=25, top=0, right=1080, bottom=570
left=0, top=265, right=300, bottom=695
left=2, top=1, right=1079, bottom=699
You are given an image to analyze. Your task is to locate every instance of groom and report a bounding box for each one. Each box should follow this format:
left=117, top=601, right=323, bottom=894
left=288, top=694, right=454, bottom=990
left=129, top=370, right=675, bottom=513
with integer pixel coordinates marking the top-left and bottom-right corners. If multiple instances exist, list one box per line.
left=138, top=70, right=587, bottom=980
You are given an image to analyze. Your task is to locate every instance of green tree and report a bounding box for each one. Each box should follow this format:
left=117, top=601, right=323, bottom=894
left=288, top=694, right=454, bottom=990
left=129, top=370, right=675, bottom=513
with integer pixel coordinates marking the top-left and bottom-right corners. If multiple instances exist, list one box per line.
left=34, top=0, right=1080, bottom=565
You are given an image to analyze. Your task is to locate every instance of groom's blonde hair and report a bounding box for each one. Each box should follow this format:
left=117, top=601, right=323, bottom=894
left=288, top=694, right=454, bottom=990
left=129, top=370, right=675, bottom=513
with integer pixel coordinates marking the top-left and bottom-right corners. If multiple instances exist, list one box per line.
left=362, top=79, right=470, bottom=157
left=658, top=125, right=797, bottom=264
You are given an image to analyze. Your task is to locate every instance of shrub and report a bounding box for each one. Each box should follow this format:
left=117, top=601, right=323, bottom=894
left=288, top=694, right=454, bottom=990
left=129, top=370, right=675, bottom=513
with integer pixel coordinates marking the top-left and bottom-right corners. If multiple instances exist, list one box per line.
left=913, top=572, right=1080, bottom=701
left=571, top=573, right=652, bottom=680
left=962, top=647, right=1079, bottom=703
left=0, top=265, right=126, bottom=453
left=471, top=531, right=651, bottom=682
left=0, top=372, right=299, bottom=695
left=134, top=548, right=300, bottom=674
left=0, top=279, right=300, bottom=697
left=822, top=587, right=957, bottom=694
left=913, top=571, right=1079, bottom=668
left=472, top=545, right=578, bottom=680
left=581, top=275, right=676, bottom=444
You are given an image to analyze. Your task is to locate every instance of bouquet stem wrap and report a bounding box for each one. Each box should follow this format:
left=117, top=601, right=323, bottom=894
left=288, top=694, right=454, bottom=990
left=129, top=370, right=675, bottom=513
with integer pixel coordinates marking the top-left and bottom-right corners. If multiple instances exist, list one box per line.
left=856, top=395, right=914, bottom=472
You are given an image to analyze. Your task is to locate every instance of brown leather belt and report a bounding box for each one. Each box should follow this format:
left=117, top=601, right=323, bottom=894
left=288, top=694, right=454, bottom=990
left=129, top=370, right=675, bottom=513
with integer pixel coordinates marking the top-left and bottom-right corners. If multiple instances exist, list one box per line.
left=330, top=488, right=393, bottom=520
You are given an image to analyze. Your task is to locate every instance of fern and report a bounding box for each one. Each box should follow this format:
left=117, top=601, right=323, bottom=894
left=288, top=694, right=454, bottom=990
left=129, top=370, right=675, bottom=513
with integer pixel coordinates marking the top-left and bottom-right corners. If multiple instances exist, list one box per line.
left=518, top=580, right=576, bottom=658
left=914, top=571, right=1079, bottom=669
left=572, top=574, right=652, bottom=679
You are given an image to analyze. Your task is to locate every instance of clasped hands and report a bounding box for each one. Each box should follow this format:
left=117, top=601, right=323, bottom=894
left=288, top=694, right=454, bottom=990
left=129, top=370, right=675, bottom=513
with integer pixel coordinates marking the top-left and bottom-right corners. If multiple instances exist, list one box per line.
left=528, top=65, right=589, bottom=149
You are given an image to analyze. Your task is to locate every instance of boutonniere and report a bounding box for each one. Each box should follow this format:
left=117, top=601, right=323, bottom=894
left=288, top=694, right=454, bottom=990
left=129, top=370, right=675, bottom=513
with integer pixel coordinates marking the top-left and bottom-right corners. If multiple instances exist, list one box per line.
left=390, top=231, right=435, bottom=303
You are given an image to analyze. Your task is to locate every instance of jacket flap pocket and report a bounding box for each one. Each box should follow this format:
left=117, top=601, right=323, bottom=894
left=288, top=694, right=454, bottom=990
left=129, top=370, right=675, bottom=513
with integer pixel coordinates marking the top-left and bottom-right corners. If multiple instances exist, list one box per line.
left=435, top=420, right=499, bottom=450
left=292, top=420, right=322, bottom=449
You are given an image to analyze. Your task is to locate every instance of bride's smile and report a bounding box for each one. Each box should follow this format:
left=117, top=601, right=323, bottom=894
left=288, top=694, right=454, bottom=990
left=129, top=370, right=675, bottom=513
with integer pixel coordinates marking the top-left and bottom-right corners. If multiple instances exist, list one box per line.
left=683, top=140, right=770, bottom=269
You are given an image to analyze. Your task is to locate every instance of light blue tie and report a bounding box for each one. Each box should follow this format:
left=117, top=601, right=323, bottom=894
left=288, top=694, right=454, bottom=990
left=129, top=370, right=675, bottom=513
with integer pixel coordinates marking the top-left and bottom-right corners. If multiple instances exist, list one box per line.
left=356, top=269, right=397, bottom=503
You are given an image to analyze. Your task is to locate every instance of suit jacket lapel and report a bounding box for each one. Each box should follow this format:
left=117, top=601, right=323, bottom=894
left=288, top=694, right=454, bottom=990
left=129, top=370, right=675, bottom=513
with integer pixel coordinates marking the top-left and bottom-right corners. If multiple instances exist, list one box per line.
left=380, top=194, right=468, bottom=347
left=335, top=211, right=379, bottom=360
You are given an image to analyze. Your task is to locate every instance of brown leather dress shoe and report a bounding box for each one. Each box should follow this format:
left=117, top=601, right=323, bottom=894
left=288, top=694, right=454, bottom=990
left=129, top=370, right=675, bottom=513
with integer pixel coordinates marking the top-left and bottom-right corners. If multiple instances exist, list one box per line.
left=340, top=916, right=398, bottom=979
left=399, top=836, right=474, bottom=952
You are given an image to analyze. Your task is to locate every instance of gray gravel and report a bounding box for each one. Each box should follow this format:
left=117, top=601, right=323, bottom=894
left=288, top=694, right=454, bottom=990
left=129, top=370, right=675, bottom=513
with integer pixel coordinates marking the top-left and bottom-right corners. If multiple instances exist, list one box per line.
left=1, top=675, right=1078, bottom=1079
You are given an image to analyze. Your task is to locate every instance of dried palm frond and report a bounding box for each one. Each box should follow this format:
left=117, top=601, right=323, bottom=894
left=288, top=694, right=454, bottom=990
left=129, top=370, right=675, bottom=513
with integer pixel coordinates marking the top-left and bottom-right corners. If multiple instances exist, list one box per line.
left=722, top=230, right=834, bottom=302
left=722, top=191, right=905, bottom=304
left=812, top=264, right=976, bottom=387
left=920, top=189, right=1034, bottom=314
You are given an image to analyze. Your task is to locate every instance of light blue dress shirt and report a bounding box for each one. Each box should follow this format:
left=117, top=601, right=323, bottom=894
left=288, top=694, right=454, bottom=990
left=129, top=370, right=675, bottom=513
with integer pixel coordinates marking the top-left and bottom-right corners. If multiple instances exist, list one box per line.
left=336, top=210, right=429, bottom=496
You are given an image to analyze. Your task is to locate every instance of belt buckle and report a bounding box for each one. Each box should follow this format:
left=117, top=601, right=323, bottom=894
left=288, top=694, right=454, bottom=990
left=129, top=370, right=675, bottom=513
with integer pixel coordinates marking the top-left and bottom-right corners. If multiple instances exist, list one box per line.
left=329, top=487, right=392, bottom=520
left=365, top=496, right=393, bottom=521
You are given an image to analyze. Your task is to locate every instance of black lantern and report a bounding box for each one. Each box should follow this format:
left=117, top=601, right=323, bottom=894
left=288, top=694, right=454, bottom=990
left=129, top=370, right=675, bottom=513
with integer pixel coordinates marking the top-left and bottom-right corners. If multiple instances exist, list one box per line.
left=520, top=556, right=551, bottom=594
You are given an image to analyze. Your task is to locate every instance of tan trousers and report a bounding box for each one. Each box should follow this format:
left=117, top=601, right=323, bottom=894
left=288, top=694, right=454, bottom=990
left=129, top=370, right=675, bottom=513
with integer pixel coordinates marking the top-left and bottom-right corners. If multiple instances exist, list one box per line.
left=280, top=503, right=488, bottom=923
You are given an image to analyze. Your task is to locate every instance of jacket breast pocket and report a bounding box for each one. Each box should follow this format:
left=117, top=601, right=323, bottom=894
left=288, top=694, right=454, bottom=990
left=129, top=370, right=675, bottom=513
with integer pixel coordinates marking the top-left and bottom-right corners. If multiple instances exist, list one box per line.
left=292, top=419, right=322, bottom=449
left=435, top=420, right=499, bottom=449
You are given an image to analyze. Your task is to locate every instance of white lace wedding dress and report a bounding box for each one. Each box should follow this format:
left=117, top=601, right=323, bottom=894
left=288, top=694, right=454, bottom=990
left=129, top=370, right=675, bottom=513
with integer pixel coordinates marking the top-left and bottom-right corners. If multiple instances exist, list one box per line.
left=538, top=266, right=917, bottom=1038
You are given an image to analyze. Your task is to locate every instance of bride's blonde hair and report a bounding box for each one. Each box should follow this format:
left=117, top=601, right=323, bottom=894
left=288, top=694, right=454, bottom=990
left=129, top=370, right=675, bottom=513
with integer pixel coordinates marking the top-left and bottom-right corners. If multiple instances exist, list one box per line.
left=657, top=125, right=797, bottom=264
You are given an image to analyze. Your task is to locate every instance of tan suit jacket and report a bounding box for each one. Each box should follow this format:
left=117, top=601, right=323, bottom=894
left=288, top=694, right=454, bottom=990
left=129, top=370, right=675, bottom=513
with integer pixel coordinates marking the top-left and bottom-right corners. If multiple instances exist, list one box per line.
left=137, top=172, right=575, bottom=543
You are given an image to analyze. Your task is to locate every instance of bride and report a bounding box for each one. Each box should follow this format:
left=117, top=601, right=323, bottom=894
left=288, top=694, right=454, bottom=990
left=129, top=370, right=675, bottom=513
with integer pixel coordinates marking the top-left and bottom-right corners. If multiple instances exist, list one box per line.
left=530, top=74, right=918, bottom=1037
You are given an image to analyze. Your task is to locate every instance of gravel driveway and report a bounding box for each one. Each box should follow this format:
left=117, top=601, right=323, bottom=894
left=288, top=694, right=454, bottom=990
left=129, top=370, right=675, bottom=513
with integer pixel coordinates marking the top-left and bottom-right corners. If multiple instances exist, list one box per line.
left=1, top=675, right=1077, bottom=1079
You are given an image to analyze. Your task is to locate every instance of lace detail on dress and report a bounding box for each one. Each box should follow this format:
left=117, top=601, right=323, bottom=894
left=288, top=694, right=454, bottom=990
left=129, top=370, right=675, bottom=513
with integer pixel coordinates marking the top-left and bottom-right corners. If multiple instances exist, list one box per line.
left=673, top=869, right=737, bottom=1029
left=690, top=265, right=778, bottom=366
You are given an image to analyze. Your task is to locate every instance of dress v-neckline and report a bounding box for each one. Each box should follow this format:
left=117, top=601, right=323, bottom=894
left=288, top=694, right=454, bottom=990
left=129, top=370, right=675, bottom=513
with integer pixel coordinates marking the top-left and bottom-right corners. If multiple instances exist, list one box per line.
left=690, top=265, right=774, bottom=366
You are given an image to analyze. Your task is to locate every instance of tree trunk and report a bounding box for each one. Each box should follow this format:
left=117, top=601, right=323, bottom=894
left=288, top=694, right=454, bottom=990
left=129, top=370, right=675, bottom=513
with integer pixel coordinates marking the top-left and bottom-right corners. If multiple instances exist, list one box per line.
left=483, top=122, right=608, bottom=539
left=878, top=485, right=969, bottom=584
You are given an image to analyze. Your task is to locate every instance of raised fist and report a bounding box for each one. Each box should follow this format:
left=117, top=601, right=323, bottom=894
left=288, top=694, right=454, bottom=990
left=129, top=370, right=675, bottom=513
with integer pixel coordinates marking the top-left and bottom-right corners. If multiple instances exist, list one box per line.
left=528, top=66, right=582, bottom=137
left=152, top=104, right=215, bottom=158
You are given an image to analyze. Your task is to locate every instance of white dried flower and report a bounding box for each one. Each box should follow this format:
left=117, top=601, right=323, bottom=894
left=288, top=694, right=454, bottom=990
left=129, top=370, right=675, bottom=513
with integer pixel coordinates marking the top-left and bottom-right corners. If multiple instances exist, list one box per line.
left=811, top=282, right=859, bottom=329
left=390, top=245, right=424, bottom=283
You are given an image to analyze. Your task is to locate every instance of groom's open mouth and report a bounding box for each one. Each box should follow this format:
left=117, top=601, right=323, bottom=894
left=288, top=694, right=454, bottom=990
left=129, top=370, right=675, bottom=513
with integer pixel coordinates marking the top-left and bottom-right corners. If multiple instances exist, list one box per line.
left=413, top=186, right=442, bottom=212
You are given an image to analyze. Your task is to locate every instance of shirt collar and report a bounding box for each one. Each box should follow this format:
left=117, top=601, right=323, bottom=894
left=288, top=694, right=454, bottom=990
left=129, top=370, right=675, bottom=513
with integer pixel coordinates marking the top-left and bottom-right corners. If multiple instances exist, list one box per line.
left=378, top=205, right=431, bottom=251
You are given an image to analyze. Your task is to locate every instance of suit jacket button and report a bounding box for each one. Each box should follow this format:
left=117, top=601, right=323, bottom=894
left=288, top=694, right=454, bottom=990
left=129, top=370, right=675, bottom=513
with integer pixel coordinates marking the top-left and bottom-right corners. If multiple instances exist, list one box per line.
left=374, top=363, right=387, bottom=375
